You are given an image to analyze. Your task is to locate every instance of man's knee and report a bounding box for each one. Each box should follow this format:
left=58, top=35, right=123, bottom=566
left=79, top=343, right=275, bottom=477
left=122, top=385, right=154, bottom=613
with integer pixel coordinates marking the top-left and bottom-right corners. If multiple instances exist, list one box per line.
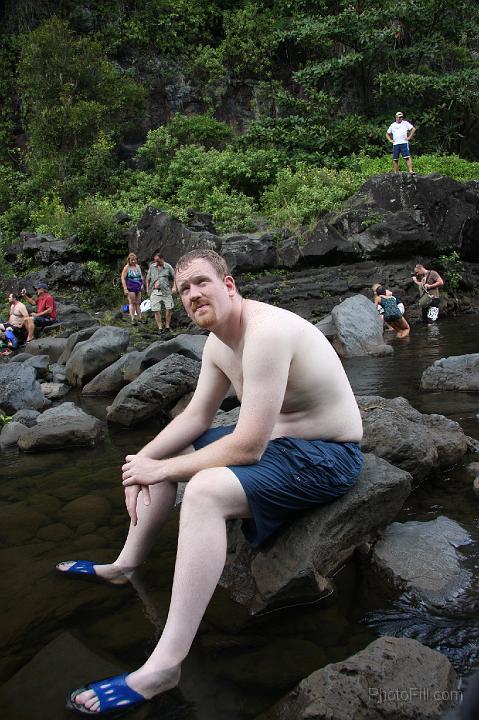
left=183, top=469, right=220, bottom=505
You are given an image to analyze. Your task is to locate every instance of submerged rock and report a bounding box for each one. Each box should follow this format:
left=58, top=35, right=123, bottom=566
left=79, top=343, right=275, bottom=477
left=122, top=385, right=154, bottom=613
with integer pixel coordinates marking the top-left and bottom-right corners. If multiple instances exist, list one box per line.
left=420, top=353, right=479, bottom=391
left=371, top=516, right=471, bottom=607
left=17, top=403, right=105, bottom=451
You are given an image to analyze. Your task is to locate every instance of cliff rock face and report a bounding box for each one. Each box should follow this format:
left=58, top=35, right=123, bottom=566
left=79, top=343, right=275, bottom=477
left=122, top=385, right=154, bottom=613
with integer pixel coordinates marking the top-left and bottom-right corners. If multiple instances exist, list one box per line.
left=301, top=174, right=479, bottom=263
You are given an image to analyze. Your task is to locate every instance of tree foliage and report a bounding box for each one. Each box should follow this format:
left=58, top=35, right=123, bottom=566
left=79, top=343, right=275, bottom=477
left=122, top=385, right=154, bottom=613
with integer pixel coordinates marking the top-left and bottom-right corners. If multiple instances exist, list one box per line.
left=0, top=0, right=479, bottom=255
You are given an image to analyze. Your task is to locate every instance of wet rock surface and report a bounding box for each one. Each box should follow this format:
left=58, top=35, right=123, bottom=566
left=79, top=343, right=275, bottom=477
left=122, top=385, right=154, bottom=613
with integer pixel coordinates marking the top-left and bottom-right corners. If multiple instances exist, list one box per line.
left=257, top=636, right=458, bottom=720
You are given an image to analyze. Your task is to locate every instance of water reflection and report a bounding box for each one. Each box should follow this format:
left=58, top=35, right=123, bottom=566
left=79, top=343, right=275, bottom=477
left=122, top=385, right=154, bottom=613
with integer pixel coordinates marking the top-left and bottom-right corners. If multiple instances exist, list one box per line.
left=0, top=317, right=478, bottom=719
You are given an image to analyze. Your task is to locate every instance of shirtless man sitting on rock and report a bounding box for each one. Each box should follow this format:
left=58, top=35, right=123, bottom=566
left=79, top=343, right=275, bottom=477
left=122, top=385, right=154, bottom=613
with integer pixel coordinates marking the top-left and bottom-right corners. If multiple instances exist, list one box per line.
left=57, top=248, right=364, bottom=716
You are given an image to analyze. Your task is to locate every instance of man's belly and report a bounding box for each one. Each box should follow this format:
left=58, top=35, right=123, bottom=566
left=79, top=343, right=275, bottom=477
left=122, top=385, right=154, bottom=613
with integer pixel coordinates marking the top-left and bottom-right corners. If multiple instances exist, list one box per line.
left=271, top=411, right=362, bottom=444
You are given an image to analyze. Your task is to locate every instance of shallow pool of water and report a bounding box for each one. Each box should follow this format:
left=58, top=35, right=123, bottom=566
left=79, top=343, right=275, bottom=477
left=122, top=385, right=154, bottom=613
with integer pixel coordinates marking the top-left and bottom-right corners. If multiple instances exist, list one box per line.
left=1, top=316, right=478, bottom=719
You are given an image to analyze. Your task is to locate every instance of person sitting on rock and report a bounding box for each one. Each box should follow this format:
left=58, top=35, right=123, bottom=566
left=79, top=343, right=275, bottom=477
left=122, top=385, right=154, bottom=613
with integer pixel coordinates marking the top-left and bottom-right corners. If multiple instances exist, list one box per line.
left=22, top=282, right=57, bottom=342
left=374, top=285, right=410, bottom=338
left=57, top=248, right=364, bottom=717
left=0, top=291, right=29, bottom=355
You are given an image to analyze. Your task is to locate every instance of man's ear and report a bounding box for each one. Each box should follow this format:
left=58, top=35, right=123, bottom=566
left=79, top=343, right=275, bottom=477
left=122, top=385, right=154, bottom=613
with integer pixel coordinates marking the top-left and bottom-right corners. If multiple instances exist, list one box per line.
left=224, top=275, right=236, bottom=296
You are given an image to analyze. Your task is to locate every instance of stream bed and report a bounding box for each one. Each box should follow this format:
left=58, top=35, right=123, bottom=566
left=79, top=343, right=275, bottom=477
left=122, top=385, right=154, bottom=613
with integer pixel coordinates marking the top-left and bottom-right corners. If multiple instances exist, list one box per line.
left=1, top=316, right=478, bottom=719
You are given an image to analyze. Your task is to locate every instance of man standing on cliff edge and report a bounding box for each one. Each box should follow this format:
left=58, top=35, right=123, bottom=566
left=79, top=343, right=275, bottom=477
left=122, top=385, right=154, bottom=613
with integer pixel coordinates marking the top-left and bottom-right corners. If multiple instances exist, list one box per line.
left=386, top=111, right=416, bottom=174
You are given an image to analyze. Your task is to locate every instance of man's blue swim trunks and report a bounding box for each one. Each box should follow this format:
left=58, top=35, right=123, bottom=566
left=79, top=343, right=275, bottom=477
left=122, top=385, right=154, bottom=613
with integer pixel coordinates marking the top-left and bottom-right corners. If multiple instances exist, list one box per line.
left=193, top=425, right=364, bottom=547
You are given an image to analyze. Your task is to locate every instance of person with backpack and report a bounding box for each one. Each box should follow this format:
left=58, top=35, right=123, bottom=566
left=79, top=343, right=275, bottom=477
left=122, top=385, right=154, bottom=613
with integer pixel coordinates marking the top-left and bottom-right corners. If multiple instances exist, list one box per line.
left=412, top=263, right=444, bottom=323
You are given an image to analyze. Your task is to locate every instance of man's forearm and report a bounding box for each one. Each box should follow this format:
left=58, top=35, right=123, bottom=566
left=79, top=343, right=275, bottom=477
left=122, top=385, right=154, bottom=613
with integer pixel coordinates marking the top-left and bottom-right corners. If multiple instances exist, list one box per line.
left=136, top=431, right=262, bottom=485
left=137, top=410, right=211, bottom=461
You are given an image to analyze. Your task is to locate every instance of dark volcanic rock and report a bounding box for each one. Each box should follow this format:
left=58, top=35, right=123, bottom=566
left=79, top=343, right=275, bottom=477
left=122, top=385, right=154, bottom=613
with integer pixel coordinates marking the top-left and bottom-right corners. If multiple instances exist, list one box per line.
left=65, top=326, right=130, bottom=387
left=126, top=207, right=221, bottom=265
left=358, top=395, right=469, bottom=479
left=301, top=173, right=479, bottom=263
left=17, top=403, right=105, bottom=451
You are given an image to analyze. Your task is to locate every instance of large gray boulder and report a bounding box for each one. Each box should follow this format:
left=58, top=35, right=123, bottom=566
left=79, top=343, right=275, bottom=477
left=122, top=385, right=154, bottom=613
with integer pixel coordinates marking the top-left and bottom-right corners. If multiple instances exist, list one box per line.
left=331, top=294, right=392, bottom=357
left=57, top=326, right=100, bottom=365
left=65, top=326, right=130, bottom=387
left=258, top=636, right=457, bottom=720
left=420, top=353, right=479, bottom=391
left=22, top=354, right=50, bottom=378
left=220, top=453, right=412, bottom=614
left=371, top=517, right=471, bottom=607
left=358, top=395, right=469, bottom=479
left=0, top=365, right=46, bottom=413
left=17, top=403, right=105, bottom=451
left=4, top=231, right=79, bottom=264
left=82, top=351, right=143, bottom=395
left=107, top=353, right=201, bottom=426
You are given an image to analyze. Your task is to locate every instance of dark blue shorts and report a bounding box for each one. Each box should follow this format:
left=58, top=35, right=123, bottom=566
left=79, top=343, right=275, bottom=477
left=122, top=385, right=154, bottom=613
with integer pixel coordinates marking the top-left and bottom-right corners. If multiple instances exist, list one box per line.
left=393, top=142, right=410, bottom=160
left=193, top=425, right=364, bottom=547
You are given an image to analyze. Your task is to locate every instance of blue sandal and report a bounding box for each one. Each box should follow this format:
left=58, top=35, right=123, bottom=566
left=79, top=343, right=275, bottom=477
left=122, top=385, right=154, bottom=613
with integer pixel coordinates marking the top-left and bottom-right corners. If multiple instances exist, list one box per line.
left=66, top=673, right=146, bottom=716
left=55, top=561, right=128, bottom=587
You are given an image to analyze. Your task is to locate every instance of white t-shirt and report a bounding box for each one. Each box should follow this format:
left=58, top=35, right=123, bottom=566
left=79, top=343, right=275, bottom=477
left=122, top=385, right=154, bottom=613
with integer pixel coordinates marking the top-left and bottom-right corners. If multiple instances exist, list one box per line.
left=387, top=120, right=414, bottom=144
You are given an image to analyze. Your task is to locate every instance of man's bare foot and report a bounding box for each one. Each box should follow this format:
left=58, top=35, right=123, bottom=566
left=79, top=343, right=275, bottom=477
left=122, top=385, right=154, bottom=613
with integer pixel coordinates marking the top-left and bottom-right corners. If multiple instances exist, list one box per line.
left=72, top=665, right=181, bottom=713
left=56, top=561, right=131, bottom=585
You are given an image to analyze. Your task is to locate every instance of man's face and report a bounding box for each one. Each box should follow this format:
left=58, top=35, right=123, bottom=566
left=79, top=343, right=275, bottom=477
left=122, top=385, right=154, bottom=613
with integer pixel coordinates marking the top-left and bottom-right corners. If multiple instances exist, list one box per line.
left=8, top=293, right=14, bottom=304
left=154, top=256, right=164, bottom=267
left=396, top=115, right=403, bottom=123
left=414, top=266, right=426, bottom=277
left=176, top=259, right=235, bottom=329
left=36, top=287, right=45, bottom=295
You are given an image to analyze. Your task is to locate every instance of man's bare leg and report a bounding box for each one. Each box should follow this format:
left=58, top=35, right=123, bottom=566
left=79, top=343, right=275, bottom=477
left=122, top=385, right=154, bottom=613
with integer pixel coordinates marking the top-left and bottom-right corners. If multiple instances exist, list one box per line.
left=406, top=156, right=414, bottom=173
left=165, top=309, right=173, bottom=330
left=393, top=159, right=399, bottom=174
left=154, top=310, right=163, bottom=330
left=57, top=447, right=195, bottom=583
left=72, top=467, right=251, bottom=712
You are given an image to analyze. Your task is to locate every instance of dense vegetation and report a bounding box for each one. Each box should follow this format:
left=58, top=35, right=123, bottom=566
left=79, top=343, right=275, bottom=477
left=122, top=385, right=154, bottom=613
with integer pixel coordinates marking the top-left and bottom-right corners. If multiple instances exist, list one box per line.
left=0, top=0, right=478, bottom=264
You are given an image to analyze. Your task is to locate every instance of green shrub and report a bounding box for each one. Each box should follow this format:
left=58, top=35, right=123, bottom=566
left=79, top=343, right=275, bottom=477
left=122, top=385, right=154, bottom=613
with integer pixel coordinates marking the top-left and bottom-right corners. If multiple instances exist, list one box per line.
left=168, top=113, right=234, bottom=149
left=261, top=164, right=360, bottom=228
left=60, top=197, right=125, bottom=258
